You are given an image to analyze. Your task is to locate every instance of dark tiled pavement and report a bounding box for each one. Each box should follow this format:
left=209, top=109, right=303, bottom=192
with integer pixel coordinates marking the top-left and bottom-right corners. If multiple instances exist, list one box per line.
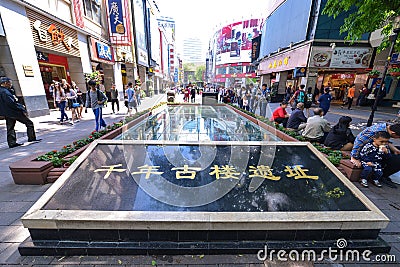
left=0, top=95, right=399, bottom=266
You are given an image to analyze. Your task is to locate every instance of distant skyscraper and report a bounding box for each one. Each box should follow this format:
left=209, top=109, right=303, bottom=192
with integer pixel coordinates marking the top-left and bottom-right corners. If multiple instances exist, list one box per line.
left=182, top=37, right=204, bottom=64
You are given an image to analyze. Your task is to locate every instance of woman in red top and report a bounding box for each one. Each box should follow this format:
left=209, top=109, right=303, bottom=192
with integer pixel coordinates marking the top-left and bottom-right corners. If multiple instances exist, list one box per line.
left=271, top=101, right=289, bottom=127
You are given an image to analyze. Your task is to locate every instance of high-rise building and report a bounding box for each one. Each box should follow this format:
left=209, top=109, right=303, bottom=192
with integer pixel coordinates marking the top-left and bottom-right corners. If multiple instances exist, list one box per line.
left=182, top=37, right=204, bottom=64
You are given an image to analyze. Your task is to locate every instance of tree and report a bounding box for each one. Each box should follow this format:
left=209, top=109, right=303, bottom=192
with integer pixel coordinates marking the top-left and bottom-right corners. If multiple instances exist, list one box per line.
left=322, top=0, right=400, bottom=51
left=195, top=65, right=206, bottom=81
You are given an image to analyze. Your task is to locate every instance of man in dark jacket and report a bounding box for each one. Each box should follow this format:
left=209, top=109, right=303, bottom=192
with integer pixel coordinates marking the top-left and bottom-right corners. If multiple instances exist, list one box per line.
left=0, top=77, right=40, bottom=148
left=286, top=102, right=307, bottom=130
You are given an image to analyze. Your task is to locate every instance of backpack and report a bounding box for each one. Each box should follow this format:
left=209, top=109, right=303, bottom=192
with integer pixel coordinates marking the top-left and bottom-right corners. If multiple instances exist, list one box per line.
left=296, top=91, right=305, bottom=103
left=87, top=89, right=107, bottom=107
left=305, top=93, right=313, bottom=104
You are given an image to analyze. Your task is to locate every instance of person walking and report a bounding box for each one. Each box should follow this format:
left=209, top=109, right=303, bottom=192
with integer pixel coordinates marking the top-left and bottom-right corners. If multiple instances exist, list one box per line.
left=110, top=83, right=120, bottom=114
left=304, top=87, right=314, bottom=118
left=190, top=86, right=196, bottom=103
left=317, top=87, right=332, bottom=115
left=0, top=77, right=41, bottom=148
left=72, top=81, right=84, bottom=119
left=126, top=82, right=138, bottom=116
left=342, top=84, right=355, bottom=110
left=86, top=80, right=107, bottom=131
left=54, top=82, right=69, bottom=124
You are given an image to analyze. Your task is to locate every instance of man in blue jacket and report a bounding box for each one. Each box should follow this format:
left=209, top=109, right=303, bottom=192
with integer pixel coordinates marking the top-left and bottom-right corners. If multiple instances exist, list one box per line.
left=0, top=77, right=40, bottom=148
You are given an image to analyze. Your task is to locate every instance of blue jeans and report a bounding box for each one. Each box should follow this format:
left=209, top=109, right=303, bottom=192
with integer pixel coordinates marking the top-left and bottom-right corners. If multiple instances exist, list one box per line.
left=59, top=101, right=68, bottom=122
left=93, top=107, right=106, bottom=131
left=361, top=164, right=383, bottom=182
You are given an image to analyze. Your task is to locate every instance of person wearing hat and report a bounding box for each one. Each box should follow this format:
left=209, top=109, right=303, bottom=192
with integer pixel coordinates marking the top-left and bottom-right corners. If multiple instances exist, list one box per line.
left=0, top=77, right=41, bottom=148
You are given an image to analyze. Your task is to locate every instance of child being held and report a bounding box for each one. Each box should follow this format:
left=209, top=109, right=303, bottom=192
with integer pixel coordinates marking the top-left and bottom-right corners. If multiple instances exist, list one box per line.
left=359, top=131, right=391, bottom=188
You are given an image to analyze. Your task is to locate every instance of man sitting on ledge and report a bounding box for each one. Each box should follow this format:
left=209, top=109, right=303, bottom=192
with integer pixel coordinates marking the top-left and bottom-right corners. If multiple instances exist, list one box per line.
left=286, top=102, right=307, bottom=131
left=270, top=101, right=290, bottom=128
left=302, top=108, right=331, bottom=143
left=351, top=122, right=400, bottom=188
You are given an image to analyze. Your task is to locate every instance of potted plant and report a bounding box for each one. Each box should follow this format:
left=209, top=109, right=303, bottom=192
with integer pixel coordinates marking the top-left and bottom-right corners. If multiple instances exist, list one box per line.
left=368, top=70, right=381, bottom=78
left=389, top=67, right=400, bottom=77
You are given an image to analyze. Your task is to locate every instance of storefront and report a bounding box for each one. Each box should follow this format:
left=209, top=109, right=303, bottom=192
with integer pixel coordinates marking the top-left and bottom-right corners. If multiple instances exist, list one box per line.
left=308, top=46, right=372, bottom=100
left=88, top=37, right=116, bottom=94
left=257, top=43, right=311, bottom=99
left=26, top=8, right=82, bottom=109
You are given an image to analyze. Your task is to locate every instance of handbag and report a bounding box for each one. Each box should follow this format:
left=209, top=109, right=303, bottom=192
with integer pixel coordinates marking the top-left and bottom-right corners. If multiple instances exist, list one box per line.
left=367, top=93, right=375, bottom=100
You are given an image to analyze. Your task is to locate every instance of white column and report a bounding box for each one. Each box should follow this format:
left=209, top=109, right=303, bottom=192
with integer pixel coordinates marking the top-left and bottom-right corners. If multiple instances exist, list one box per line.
left=113, top=63, right=123, bottom=92
left=0, top=0, right=49, bottom=117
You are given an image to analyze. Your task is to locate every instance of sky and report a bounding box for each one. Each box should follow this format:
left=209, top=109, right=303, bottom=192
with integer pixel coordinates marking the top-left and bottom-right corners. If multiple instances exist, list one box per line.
left=155, top=0, right=284, bottom=55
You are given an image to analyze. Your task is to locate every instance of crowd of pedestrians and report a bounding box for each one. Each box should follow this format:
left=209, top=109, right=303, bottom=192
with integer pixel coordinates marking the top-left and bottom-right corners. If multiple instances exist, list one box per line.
left=216, top=82, right=399, bottom=189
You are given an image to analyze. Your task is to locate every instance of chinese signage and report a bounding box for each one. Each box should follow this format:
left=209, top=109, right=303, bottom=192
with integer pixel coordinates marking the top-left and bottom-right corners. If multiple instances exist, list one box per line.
left=26, top=9, right=80, bottom=57
left=89, top=37, right=114, bottom=64
left=95, top=164, right=318, bottom=181
left=309, top=47, right=373, bottom=69
left=106, top=0, right=132, bottom=45
left=96, top=42, right=113, bottom=61
left=36, top=51, right=48, bottom=61
left=258, top=43, right=310, bottom=75
left=43, top=143, right=368, bottom=212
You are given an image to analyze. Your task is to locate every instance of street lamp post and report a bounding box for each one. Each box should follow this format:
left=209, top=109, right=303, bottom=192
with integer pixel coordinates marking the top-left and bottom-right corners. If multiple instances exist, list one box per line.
left=367, top=27, right=400, bottom=127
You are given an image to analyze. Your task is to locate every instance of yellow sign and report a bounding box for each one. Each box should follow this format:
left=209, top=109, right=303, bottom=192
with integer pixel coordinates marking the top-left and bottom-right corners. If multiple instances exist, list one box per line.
left=268, top=57, right=290, bottom=69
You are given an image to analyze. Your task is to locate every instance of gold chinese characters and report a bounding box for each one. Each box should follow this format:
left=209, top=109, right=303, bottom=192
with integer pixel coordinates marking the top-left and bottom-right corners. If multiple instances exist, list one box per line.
left=93, top=164, right=319, bottom=181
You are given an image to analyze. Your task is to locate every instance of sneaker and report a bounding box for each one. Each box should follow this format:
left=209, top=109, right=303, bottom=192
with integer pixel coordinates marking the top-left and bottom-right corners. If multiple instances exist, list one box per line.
left=373, top=180, right=382, bottom=188
left=360, top=179, right=368, bottom=187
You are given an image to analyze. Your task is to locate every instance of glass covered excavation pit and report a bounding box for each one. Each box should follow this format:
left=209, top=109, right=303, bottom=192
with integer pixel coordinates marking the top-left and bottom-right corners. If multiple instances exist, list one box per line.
left=19, top=136, right=390, bottom=255
left=115, top=105, right=281, bottom=142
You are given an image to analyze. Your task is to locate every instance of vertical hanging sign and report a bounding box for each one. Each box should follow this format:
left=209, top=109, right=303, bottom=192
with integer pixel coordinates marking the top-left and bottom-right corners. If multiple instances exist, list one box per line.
left=106, top=0, right=132, bottom=45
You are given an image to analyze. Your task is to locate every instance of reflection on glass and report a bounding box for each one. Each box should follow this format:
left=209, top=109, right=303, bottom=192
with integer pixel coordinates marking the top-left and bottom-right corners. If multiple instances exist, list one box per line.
left=116, top=106, right=280, bottom=141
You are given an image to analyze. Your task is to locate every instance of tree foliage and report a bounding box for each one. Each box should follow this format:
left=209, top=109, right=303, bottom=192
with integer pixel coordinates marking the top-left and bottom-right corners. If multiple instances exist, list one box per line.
left=322, top=0, right=400, bottom=51
left=195, top=65, right=206, bottom=81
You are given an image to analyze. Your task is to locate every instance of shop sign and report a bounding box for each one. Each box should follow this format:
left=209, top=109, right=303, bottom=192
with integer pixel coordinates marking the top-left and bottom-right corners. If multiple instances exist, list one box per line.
left=27, top=9, right=80, bottom=57
left=331, top=73, right=355, bottom=79
left=96, top=42, right=113, bottom=61
left=89, top=37, right=114, bottom=64
left=106, top=0, right=132, bottom=45
left=22, top=65, right=34, bottom=77
left=36, top=51, right=48, bottom=61
left=258, top=43, right=311, bottom=74
left=390, top=53, right=400, bottom=64
left=309, top=46, right=372, bottom=69
left=293, top=67, right=307, bottom=77
left=33, top=20, right=79, bottom=51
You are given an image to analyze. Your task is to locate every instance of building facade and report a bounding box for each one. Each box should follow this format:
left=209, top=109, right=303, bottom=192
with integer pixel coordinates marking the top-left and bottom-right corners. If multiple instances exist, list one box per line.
left=207, top=18, right=263, bottom=87
left=256, top=0, right=379, bottom=101
left=0, top=0, right=174, bottom=117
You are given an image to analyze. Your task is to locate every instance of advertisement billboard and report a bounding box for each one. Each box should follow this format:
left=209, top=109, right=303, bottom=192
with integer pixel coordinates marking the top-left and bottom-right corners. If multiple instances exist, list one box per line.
left=132, top=0, right=149, bottom=67
left=215, top=19, right=263, bottom=65
left=259, top=0, right=312, bottom=58
left=105, top=0, right=132, bottom=45
left=309, top=46, right=373, bottom=69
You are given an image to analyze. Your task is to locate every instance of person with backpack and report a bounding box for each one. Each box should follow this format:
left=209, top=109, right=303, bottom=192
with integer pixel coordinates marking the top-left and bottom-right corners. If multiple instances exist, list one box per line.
left=86, top=80, right=107, bottom=131
left=290, top=84, right=306, bottom=108
left=304, top=87, right=314, bottom=117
